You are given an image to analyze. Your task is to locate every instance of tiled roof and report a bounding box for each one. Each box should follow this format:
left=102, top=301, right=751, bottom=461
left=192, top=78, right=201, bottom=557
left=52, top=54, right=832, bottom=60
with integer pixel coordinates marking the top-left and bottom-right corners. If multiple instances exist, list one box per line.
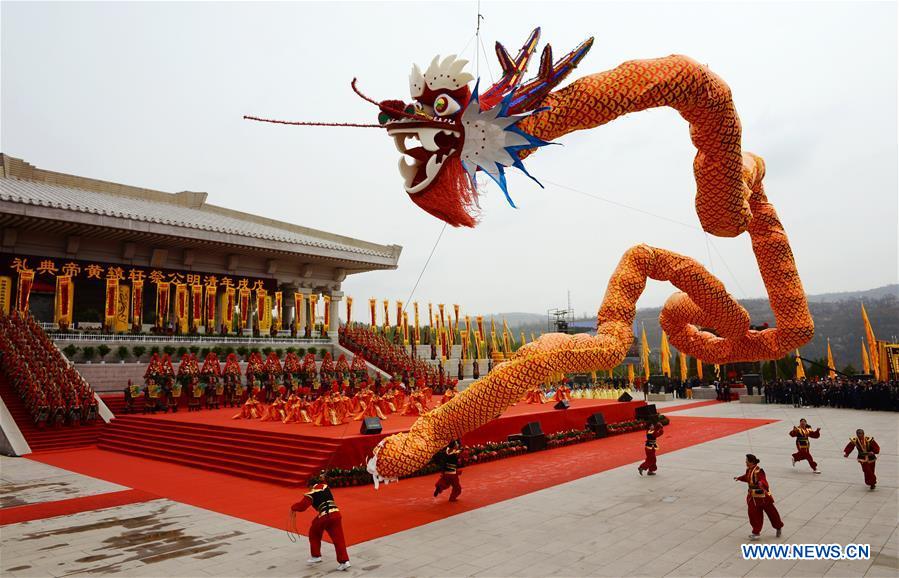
left=0, top=176, right=394, bottom=259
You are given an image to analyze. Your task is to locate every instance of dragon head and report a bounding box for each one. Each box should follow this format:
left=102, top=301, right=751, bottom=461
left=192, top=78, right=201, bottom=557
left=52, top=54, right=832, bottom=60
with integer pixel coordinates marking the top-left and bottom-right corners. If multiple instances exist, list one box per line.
left=375, top=28, right=594, bottom=227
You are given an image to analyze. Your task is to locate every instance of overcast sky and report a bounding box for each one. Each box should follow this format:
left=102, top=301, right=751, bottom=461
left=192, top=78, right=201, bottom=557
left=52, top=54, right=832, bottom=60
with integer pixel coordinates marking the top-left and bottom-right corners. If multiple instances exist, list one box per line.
left=3, top=1, right=896, bottom=318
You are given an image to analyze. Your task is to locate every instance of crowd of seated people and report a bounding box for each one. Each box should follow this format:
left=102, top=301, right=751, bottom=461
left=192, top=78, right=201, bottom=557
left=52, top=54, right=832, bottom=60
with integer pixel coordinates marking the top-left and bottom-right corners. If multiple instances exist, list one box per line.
left=338, top=326, right=441, bottom=390
left=135, top=347, right=459, bottom=426
left=763, top=377, right=899, bottom=411
left=0, top=312, right=98, bottom=427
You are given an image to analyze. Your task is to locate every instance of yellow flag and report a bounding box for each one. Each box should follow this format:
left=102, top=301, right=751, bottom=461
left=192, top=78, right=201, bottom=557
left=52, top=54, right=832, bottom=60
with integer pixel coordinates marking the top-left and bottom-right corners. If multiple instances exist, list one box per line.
left=795, top=349, right=806, bottom=379
left=826, top=338, right=836, bottom=379
left=696, top=358, right=704, bottom=382
left=660, top=331, right=671, bottom=377
left=627, top=363, right=635, bottom=385
left=861, top=304, right=880, bottom=379
left=679, top=351, right=688, bottom=382
left=861, top=341, right=871, bottom=374
left=640, top=324, right=651, bottom=380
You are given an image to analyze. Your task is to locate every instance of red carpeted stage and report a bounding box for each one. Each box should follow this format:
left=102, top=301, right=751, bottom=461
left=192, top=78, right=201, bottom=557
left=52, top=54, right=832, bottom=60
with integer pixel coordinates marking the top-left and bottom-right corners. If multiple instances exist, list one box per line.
left=97, top=398, right=644, bottom=484
left=31, top=414, right=777, bottom=544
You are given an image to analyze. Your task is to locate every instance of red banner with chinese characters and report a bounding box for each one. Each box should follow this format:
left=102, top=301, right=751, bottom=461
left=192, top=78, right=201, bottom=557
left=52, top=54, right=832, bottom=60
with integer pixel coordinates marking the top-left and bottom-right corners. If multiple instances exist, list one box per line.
left=104, top=277, right=119, bottom=329
left=156, top=282, right=170, bottom=328
left=382, top=299, right=390, bottom=331
left=453, top=304, right=460, bottom=328
left=222, top=287, right=235, bottom=330
left=396, top=301, right=403, bottom=334
left=369, top=298, right=376, bottom=329
left=255, top=288, right=267, bottom=328
left=294, top=292, right=304, bottom=331
left=54, top=275, right=73, bottom=327
left=205, top=284, right=217, bottom=330
left=238, top=288, right=251, bottom=330
left=174, top=284, right=188, bottom=333
left=308, top=293, right=318, bottom=334
left=16, top=269, right=34, bottom=314
left=476, top=315, right=485, bottom=342
left=274, top=291, right=282, bottom=331
left=322, top=294, right=331, bottom=337
left=402, top=311, right=409, bottom=343
left=191, top=284, right=203, bottom=331
left=346, top=296, right=353, bottom=327
left=132, top=280, right=143, bottom=330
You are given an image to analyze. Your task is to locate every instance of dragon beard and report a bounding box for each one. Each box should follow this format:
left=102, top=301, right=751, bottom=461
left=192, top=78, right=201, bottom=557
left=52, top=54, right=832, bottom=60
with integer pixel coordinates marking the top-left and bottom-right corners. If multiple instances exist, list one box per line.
left=408, top=156, right=479, bottom=228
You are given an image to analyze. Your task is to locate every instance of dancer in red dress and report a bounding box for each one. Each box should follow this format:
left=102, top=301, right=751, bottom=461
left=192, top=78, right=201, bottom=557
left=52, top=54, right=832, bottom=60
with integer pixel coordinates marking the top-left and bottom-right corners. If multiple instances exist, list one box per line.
left=433, top=440, right=462, bottom=502
left=735, top=454, right=784, bottom=540
left=790, top=418, right=821, bottom=473
left=291, top=480, right=351, bottom=571
left=637, top=420, right=664, bottom=476
left=844, top=429, right=880, bottom=490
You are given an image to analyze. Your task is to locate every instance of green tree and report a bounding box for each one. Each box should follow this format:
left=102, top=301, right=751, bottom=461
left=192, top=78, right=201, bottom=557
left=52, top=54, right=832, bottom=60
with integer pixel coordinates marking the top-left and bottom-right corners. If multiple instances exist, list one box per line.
left=116, top=346, right=130, bottom=361
left=163, top=345, right=176, bottom=356
left=82, top=346, right=96, bottom=362
left=62, top=344, right=79, bottom=359
left=97, top=344, right=111, bottom=360
left=150, top=345, right=161, bottom=356
left=132, top=346, right=147, bottom=361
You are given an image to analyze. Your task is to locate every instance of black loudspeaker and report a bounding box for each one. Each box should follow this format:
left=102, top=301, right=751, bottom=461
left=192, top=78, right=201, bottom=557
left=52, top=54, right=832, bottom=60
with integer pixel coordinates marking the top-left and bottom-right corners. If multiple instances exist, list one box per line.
left=635, top=404, right=658, bottom=420
left=520, top=421, right=547, bottom=451
left=586, top=413, right=608, bottom=437
left=617, top=392, right=633, bottom=402
left=521, top=434, right=547, bottom=452
left=553, top=400, right=570, bottom=410
left=742, top=374, right=762, bottom=387
left=360, top=417, right=382, bottom=434
left=521, top=422, right=543, bottom=437
left=649, top=375, right=669, bottom=386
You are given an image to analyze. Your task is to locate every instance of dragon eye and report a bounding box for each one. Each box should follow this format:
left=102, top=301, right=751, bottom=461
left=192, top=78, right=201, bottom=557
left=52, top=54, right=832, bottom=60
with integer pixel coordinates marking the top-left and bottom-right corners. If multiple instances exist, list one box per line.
left=433, top=94, right=460, bottom=117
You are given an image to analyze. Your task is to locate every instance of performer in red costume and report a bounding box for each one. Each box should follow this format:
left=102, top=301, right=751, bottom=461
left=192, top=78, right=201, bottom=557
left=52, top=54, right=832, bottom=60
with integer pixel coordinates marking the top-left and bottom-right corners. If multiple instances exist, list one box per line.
left=291, top=479, right=351, bottom=571
left=553, top=382, right=571, bottom=403
left=524, top=384, right=545, bottom=404
left=790, top=418, right=821, bottom=473
left=433, top=439, right=462, bottom=502
left=637, top=420, right=664, bottom=476
left=844, top=429, right=880, bottom=490
left=735, top=454, right=784, bottom=540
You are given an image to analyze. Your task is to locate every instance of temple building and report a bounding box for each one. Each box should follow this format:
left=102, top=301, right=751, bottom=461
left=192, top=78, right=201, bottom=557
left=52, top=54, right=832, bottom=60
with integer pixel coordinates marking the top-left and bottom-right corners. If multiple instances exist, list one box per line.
left=0, top=153, right=401, bottom=338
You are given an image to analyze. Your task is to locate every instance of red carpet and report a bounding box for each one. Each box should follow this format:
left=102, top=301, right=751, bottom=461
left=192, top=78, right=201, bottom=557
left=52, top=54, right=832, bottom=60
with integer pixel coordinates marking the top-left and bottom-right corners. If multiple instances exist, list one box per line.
left=96, top=399, right=644, bottom=482
left=0, top=489, right=158, bottom=526
left=30, top=414, right=775, bottom=545
left=664, top=400, right=723, bottom=412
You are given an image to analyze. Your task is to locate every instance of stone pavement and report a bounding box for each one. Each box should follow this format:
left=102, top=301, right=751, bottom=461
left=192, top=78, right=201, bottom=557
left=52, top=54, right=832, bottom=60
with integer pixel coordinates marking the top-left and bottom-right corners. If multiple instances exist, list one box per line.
left=1, top=401, right=896, bottom=577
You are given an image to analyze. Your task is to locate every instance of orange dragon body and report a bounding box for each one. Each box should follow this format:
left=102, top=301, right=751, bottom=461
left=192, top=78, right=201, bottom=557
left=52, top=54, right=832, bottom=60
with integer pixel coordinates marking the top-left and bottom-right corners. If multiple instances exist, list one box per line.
left=366, top=30, right=813, bottom=484
left=247, top=27, right=814, bottom=485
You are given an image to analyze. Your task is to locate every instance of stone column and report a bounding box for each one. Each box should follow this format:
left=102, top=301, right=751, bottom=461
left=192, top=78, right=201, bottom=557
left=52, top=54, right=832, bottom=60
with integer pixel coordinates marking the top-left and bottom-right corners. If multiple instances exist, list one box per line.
left=328, top=290, right=343, bottom=337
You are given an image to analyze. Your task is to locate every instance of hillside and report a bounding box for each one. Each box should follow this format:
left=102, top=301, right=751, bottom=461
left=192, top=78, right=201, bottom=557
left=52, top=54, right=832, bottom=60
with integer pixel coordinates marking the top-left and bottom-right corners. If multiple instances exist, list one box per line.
left=482, top=285, right=899, bottom=368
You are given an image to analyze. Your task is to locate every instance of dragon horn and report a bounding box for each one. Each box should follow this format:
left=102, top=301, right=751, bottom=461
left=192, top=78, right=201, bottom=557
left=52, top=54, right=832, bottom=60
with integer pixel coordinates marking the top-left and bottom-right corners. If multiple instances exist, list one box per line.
left=481, top=27, right=541, bottom=104
left=506, top=36, right=595, bottom=115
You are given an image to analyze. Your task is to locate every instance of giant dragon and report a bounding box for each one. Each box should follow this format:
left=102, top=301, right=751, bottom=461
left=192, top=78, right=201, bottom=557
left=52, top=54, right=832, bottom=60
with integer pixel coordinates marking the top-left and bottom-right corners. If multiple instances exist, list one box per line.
left=250, top=28, right=815, bottom=485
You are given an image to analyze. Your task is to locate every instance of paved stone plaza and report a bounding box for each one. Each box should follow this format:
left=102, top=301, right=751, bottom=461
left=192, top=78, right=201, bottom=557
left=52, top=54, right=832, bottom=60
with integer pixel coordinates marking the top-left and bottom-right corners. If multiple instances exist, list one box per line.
left=2, top=401, right=896, bottom=577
